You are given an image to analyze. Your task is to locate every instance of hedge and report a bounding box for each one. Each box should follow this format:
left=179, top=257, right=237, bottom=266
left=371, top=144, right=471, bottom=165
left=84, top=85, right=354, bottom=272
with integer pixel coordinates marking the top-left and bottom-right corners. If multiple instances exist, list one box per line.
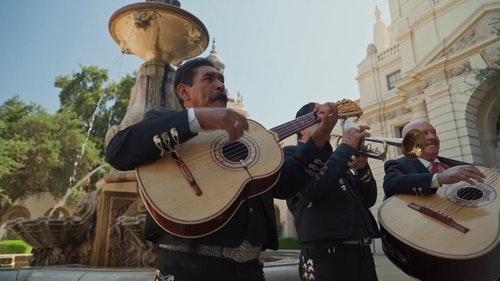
left=278, top=236, right=300, bottom=249
left=0, top=240, right=32, bottom=254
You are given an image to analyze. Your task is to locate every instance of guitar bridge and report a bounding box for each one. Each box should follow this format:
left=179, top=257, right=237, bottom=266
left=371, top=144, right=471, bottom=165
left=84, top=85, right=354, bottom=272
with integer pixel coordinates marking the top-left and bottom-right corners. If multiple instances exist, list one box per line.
left=407, top=203, right=469, bottom=233
left=171, top=150, right=202, bottom=196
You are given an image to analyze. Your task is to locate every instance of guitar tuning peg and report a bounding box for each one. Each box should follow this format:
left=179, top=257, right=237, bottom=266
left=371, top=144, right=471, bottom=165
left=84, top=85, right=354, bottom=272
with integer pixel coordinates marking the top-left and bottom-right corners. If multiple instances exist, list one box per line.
left=153, top=135, right=166, bottom=157
left=161, top=132, right=172, bottom=151
left=170, top=128, right=179, bottom=150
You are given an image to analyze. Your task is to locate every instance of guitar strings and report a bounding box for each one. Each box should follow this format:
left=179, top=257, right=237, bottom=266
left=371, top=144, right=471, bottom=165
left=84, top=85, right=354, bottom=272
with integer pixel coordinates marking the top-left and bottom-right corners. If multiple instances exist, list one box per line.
left=269, top=112, right=318, bottom=140
left=426, top=166, right=499, bottom=217
left=177, top=130, right=284, bottom=174
left=451, top=167, right=499, bottom=215
left=176, top=113, right=319, bottom=173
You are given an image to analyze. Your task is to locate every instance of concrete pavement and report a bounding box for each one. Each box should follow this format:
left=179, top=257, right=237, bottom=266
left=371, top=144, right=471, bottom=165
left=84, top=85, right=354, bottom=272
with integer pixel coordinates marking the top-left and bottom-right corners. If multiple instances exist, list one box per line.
left=0, top=251, right=417, bottom=281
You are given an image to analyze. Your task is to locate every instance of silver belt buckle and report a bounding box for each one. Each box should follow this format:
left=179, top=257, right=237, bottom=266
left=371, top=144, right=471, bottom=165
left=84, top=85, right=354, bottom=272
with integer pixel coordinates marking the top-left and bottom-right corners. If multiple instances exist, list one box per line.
left=222, top=240, right=261, bottom=262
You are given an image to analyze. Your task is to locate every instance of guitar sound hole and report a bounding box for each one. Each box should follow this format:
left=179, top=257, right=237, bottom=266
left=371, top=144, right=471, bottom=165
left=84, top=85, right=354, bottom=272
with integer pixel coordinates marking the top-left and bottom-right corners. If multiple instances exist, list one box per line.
left=456, top=187, right=483, bottom=200
left=222, top=141, right=249, bottom=163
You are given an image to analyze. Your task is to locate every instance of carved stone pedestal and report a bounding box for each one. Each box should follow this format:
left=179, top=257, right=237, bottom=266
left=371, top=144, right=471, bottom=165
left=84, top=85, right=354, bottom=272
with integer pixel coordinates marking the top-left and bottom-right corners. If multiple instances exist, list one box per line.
left=90, top=170, right=155, bottom=267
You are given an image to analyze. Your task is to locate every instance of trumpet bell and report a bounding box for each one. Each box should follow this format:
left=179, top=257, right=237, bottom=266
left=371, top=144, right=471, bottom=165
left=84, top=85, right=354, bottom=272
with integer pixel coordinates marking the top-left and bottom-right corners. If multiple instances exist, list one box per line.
left=402, top=129, right=425, bottom=159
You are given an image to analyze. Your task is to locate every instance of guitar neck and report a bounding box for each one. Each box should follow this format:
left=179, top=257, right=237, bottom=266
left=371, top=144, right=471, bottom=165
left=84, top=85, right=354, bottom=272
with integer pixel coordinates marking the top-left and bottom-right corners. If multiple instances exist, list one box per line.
left=270, top=99, right=362, bottom=142
left=270, top=112, right=318, bottom=142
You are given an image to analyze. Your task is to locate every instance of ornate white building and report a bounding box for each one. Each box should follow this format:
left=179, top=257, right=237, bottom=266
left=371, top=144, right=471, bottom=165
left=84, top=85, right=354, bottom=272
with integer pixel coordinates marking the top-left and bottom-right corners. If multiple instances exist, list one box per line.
left=356, top=0, right=499, bottom=228
left=359, top=0, right=499, bottom=169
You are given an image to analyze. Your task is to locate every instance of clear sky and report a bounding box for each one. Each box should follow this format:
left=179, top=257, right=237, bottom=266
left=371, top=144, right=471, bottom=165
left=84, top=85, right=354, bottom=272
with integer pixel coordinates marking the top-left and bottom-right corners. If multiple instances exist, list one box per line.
left=0, top=0, right=391, bottom=129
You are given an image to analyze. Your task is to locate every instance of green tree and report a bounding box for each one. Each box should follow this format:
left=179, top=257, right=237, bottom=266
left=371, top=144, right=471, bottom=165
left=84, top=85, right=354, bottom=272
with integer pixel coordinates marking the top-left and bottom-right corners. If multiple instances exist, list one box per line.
left=0, top=65, right=134, bottom=214
left=104, top=73, right=136, bottom=128
left=54, top=65, right=134, bottom=154
left=0, top=97, right=100, bottom=214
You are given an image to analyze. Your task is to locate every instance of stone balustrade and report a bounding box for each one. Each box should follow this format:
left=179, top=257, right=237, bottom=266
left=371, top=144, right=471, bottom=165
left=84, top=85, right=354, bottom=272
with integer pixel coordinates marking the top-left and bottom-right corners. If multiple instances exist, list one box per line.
left=0, top=254, right=32, bottom=268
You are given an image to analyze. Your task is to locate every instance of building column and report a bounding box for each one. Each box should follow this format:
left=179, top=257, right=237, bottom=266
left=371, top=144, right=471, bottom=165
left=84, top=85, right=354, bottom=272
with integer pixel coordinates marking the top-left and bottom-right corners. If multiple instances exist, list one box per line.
left=407, top=97, right=428, bottom=121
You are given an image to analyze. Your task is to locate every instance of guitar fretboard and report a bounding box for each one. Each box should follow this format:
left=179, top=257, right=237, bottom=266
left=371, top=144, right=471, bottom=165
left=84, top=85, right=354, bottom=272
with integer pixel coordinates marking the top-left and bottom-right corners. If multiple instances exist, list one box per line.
left=271, top=112, right=318, bottom=142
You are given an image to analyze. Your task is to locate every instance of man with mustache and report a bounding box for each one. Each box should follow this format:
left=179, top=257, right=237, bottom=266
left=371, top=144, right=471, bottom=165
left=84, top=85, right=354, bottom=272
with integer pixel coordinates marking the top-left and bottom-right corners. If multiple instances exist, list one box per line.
left=383, top=120, right=485, bottom=198
left=106, top=57, right=338, bottom=281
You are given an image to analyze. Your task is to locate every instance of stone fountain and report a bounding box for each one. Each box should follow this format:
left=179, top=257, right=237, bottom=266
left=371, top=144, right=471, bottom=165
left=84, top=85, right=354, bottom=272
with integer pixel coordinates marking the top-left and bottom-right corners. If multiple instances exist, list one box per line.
left=6, top=0, right=209, bottom=268
left=1, top=1, right=300, bottom=280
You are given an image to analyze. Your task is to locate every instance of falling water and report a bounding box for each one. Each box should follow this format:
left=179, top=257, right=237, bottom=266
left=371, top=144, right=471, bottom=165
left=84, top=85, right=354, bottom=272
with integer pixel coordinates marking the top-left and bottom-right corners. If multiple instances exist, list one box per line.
left=47, top=72, right=123, bottom=216
left=48, top=95, right=104, bottom=216
left=48, top=163, right=109, bottom=216
left=0, top=222, right=6, bottom=241
left=68, top=90, right=106, bottom=189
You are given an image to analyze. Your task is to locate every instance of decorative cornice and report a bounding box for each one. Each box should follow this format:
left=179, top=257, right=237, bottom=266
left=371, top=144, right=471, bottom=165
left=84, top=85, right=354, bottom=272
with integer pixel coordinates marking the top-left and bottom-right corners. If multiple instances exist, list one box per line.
left=417, top=36, right=498, bottom=79
left=395, top=37, right=498, bottom=96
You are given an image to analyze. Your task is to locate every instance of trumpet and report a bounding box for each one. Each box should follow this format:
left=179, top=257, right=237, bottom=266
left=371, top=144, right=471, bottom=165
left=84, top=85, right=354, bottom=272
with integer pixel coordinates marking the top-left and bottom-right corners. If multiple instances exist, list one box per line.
left=331, top=129, right=425, bottom=161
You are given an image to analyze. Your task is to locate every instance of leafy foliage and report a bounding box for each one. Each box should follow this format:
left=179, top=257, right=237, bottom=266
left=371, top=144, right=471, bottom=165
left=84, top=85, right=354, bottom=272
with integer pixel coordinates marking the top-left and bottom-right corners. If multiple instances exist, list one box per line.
left=464, top=19, right=500, bottom=94
left=278, top=236, right=300, bottom=249
left=0, top=97, right=101, bottom=211
left=0, top=65, right=134, bottom=213
left=54, top=65, right=135, bottom=153
left=0, top=240, right=32, bottom=254
left=471, top=67, right=500, bottom=89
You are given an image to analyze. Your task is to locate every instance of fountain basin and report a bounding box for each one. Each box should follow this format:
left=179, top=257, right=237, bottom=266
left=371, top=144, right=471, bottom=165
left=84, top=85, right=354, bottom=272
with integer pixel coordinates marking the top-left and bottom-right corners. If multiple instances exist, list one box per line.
left=109, top=2, right=209, bottom=65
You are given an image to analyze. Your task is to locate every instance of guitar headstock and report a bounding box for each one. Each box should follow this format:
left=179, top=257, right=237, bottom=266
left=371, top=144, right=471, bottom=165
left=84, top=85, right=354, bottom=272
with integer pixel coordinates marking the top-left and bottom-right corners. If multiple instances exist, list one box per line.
left=335, top=99, right=363, bottom=119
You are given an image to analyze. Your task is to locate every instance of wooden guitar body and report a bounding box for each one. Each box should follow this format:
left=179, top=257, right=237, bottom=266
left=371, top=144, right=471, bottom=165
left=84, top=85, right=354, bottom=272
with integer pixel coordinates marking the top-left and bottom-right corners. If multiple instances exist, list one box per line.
left=378, top=167, right=500, bottom=281
left=137, top=120, right=283, bottom=238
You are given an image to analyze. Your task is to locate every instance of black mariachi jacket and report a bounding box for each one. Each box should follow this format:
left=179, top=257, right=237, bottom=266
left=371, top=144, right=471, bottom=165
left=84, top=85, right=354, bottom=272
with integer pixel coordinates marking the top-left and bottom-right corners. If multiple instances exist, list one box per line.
left=286, top=142, right=380, bottom=244
left=105, top=109, right=333, bottom=250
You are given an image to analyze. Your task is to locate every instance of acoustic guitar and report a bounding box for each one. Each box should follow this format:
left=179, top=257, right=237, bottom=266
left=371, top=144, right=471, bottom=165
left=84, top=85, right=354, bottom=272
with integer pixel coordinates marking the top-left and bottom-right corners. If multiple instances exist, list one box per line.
left=378, top=166, right=500, bottom=281
left=136, top=99, right=362, bottom=238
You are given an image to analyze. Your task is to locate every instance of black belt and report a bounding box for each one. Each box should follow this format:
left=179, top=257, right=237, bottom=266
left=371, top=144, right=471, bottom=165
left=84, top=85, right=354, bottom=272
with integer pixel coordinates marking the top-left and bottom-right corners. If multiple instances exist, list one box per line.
left=304, top=236, right=373, bottom=248
left=342, top=236, right=373, bottom=246
left=158, top=240, right=261, bottom=263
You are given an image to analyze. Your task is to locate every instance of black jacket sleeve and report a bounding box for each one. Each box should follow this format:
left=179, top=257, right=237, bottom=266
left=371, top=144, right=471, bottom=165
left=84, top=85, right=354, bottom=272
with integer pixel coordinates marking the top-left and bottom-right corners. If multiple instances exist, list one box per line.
left=105, top=110, right=196, bottom=171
